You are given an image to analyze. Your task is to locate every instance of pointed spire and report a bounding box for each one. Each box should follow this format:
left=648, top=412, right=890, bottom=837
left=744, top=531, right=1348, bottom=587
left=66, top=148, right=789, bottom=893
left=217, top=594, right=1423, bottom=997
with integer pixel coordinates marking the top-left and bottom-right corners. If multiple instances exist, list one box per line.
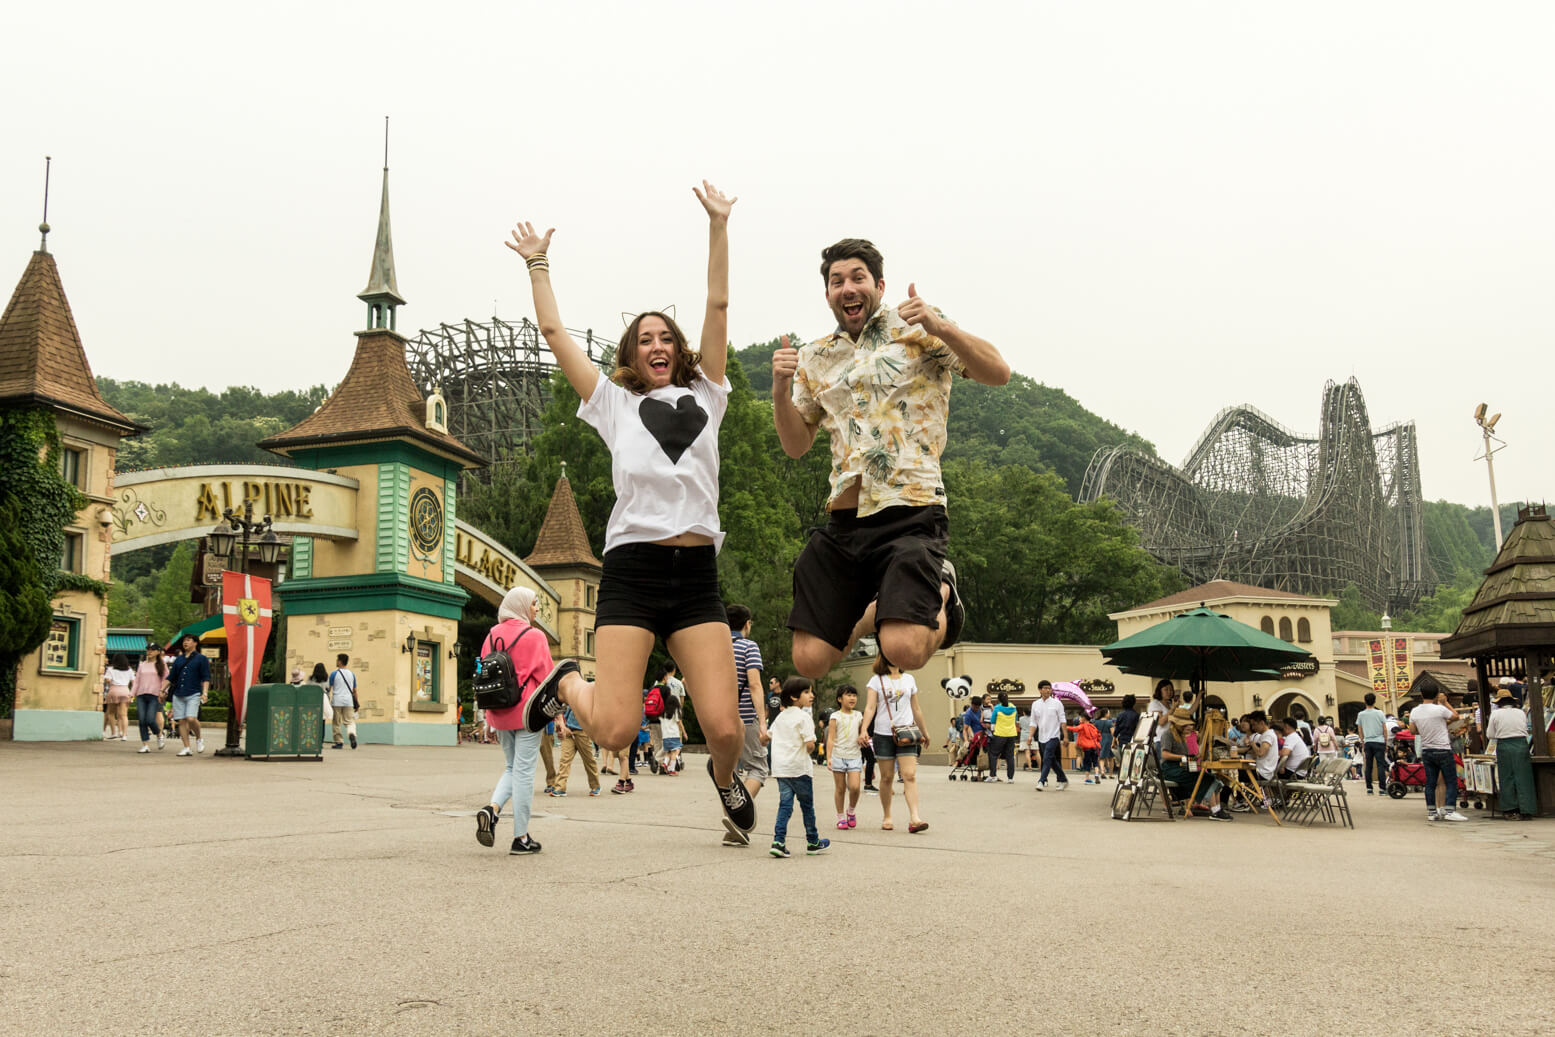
left=358, top=118, right=405, bottom=332
left=38, top=156, right=51, bottom=253
left=524, top=473, right=603, bottom=569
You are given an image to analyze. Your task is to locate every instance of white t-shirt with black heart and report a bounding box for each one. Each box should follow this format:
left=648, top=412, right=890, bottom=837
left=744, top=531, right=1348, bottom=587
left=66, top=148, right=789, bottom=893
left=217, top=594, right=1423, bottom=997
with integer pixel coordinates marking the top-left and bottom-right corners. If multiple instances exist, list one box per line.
left=578, top=370, right=730, bottom=553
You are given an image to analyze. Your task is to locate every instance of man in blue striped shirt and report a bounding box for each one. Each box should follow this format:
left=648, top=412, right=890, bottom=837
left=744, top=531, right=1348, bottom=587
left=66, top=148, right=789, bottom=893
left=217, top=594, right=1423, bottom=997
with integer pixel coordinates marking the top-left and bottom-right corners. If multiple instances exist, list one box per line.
left=726, top=604, right=768, bottom=845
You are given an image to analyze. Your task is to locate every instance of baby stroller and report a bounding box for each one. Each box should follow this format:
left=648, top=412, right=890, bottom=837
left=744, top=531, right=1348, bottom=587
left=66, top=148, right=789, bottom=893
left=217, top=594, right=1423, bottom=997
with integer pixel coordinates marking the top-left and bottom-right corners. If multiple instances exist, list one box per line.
left=1385, top=733, right=1466, bottom=804
left=948, top=731, right=987, bottom=781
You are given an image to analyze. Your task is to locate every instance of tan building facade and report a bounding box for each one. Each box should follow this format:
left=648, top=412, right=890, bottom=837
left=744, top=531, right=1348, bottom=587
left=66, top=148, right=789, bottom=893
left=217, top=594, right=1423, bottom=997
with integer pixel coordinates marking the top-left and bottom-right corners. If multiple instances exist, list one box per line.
left=2, top=244, right=140, bottom=739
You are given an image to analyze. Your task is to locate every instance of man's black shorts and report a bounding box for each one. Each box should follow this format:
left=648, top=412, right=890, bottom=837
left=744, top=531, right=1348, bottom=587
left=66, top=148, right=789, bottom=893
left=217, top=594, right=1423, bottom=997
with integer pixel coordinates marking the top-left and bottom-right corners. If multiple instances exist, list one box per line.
left=787, top=505, right=947, bottom=652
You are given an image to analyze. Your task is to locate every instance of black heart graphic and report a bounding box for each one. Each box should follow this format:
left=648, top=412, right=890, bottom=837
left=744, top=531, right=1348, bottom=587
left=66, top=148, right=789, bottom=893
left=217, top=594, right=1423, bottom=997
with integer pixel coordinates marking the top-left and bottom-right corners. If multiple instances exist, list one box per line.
left=639, top=395, right=708, bottom=464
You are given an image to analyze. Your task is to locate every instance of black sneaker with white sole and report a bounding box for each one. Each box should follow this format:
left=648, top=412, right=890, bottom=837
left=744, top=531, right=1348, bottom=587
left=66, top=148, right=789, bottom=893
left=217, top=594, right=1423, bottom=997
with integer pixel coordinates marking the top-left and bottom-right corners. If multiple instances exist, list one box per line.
left=940, top=558, right=965, bottom=649
left=524, top=659, right=580, bottom=732
left=510, top=835, right=542, bottom=854
left=708, top=759, right=755, bottom=843
left=475, top=805, right=497, bottom=847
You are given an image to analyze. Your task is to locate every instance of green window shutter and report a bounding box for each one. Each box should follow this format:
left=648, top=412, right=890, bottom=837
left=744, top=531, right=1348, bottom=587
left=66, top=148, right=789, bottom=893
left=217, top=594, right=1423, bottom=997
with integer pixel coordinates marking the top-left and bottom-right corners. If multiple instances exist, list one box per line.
left=376, top=463, right=410, bottom=573
left=291, top=536, right=313, bottom=579
left=443, top=480, right=457, bottom=584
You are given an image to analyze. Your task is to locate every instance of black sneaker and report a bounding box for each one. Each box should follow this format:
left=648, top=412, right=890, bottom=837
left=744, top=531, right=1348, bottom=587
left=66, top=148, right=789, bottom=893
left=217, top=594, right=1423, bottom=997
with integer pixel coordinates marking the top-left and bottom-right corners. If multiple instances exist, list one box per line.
left=524, top=659, right=580, bottom=732
left=475, top=805, right=497, bottom=847
left=940, top=558, right=965, bottom=649
left=611, top=779, right=630, bottom=795
left=509, top=835, right=542, bottom=855
left=806, top=838, right=830, bottom=855
left=708, top=759, right=755, bottom=843
left=349, top=732, right=357, bottom=749
left=769, top=841, right=790, bottom=858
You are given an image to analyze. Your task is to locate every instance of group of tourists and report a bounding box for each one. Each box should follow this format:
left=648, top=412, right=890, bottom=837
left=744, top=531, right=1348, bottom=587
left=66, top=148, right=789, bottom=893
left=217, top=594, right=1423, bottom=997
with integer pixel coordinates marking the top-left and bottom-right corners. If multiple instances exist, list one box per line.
left=285, top=655, right=359, bottom=749
left=101, top=635, right=211, bottom=756
left=467, top=179, right=1007, bottom=856
left=950, top=683, right=1118, bottom=787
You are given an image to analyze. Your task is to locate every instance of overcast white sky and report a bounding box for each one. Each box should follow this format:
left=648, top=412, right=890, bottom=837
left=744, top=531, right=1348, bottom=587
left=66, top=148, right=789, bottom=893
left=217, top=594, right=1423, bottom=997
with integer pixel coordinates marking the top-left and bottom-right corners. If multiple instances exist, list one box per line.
left=3, top=1, right=1549, bottom=506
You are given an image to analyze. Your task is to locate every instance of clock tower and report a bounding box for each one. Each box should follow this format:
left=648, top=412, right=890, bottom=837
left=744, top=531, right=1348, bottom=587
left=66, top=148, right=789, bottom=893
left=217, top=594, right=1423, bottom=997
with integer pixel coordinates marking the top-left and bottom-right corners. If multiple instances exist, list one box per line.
left=259, top=160, right=484, bottom=745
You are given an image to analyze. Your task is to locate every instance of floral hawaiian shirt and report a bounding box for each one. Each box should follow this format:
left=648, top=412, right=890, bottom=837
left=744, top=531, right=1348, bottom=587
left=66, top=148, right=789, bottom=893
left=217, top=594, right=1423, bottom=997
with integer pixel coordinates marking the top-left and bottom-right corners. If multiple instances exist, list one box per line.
left=791, top=303, right=964, bottom=517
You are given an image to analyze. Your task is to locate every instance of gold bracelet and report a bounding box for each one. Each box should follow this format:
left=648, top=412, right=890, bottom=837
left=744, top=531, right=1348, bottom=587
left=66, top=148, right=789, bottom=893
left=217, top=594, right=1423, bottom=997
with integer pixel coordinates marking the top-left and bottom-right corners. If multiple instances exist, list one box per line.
left=525, top=254, right=549, bottom=269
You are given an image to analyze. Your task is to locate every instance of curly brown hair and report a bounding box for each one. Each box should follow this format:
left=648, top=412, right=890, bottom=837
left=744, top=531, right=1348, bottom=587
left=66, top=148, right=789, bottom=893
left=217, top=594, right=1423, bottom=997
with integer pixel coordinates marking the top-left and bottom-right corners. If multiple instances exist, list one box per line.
left=612, top=311, right=701, bottom=394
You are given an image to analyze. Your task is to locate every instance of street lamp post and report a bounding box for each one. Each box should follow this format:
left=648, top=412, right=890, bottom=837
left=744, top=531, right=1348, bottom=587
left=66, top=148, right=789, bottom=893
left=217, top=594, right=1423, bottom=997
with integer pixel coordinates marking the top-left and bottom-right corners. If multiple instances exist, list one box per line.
left=1473, top=403, right=1506, bottom=551
left=206, top=500, right=281, bottom=756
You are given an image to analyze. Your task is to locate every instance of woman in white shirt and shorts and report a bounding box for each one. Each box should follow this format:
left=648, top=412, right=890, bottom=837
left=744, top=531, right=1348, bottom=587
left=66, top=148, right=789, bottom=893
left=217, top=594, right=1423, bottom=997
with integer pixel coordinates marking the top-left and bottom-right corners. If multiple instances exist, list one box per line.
left=505, top=182, right=755, bottom=843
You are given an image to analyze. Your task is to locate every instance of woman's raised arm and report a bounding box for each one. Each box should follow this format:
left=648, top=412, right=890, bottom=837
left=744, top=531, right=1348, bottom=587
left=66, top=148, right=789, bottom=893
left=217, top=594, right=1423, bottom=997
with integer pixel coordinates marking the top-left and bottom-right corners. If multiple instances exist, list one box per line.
left=691, top=180, right=735, bottom=385
left=505, top=222, right=600, bottom=403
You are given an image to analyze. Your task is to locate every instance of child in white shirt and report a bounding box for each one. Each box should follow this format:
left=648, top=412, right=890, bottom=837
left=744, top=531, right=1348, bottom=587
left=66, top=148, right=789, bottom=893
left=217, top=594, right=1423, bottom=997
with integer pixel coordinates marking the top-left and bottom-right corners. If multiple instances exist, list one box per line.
left=768, top=678, right=830, bottom=858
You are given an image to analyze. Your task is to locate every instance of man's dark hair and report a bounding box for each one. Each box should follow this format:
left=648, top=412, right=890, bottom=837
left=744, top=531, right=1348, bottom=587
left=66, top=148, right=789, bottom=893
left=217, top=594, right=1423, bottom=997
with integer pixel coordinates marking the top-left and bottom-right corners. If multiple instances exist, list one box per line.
left=1280, top=717, right=1298, bottom=731
left=658, top=663, right=677, bottom=680
left=1249, top=710, right=1268, bottom=725
left=726, top=604, right=751, bottom=632
left=336, top=653, right=349, bottom=666
left=780, top=675, right=812, bottom=707
left=1121, top=694, right=1137, bottom=711
left=1038, top=680, right=1052, bottom=690
left=820, top=238, right=884, bottom=284
left=1181, top=690, right=1196, bottom=706
left=1421, top=687, right=1439, bottom=700
left=1364, top=692, right=1376, bottom=706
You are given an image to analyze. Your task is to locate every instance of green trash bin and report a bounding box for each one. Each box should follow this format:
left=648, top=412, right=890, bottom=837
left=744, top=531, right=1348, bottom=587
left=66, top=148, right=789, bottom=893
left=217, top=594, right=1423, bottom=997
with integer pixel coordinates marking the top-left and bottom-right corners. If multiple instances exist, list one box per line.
left=245, top=683, right=324, bottom=761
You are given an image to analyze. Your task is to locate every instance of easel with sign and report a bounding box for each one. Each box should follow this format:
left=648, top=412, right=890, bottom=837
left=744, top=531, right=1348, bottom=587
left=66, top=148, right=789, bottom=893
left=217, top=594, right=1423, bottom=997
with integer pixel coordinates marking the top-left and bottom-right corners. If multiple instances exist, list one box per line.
left=1111, top=715, right=1176, bottom=821
left=1186, top=712, right=1282, bottom=825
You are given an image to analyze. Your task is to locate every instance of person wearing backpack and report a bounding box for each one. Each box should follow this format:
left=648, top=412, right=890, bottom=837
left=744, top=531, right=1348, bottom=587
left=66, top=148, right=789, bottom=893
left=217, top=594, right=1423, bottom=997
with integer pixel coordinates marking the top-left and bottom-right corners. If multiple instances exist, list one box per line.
left=328, top=653, right=359, bottom=749
left=474, top=586, right=557, bottom=855
left=1313, top=716, right=1341, bottom=762
left=642, top=673, right=668, bottom=774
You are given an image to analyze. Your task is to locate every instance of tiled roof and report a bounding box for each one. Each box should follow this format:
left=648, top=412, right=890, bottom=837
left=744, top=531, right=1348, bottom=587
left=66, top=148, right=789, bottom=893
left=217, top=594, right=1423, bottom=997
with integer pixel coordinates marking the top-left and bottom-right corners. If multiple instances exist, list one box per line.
left=524, top=475, right=602, bottom=569
left=0, top=250, right=137, bottom=433
left=1442, top=505, right=1555, bottom=658
left=1126, top=580, right=1326, bottom=613
left=259, top=330, right=484, bottom=466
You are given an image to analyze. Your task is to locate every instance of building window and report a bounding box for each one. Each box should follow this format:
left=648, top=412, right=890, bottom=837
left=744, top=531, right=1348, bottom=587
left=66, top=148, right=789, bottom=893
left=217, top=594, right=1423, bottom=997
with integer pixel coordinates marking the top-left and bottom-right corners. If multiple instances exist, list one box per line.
left=1260, top=616, right=1275, bottom=636
left=586, top=631, right=595, bottom=656
left=42, top=617, right=81, bottom=671
left=1297, top=617, right=1312, bottom=643
left=413, top=641, right=439, bottom=703
left=60, top=447, right=85, bottom=488
left=586, top=584, right=596, bottom=609
left=61, top=531, right=84, bottom=574
left=1278, top=617, right=1294, bottom=642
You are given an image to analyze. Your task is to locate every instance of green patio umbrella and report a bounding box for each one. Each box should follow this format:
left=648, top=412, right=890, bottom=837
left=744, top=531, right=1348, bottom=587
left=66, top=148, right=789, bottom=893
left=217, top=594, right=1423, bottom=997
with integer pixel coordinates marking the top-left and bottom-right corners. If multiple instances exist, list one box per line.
left=1101, top=607, right=1313, bottom=686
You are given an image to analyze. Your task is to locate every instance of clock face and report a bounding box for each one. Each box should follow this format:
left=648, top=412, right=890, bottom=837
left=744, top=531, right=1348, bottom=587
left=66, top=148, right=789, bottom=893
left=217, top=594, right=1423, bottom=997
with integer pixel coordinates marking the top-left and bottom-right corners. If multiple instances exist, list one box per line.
left=410, top=487, right=445, bottom=554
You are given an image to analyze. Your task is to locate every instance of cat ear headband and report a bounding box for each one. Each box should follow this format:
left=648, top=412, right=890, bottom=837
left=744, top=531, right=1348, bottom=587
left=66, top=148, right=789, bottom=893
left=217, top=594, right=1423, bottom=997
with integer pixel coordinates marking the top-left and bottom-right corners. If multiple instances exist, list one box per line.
left=621, top=304, right=676, bottom=327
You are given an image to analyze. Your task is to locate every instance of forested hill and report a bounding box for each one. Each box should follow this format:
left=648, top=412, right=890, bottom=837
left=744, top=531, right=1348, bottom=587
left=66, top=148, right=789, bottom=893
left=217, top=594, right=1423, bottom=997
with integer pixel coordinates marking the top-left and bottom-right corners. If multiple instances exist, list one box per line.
left=732, top=338, right=1156, bottom=496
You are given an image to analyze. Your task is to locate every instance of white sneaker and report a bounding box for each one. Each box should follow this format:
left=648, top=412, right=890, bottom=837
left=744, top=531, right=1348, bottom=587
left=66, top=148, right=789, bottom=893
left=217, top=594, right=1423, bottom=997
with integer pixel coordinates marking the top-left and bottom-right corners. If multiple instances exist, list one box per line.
left=138, top=745, right=151, bottom=754
left=1427, top=812, right=1441, bottom=822
left=157, top=733, right=165, bottom=749
left=1056, top=782, right=1069, bottom=791
left=1441, top=810, right=1469, bottom=822
left=177, top=747, right=192, bottom=757
left=195, top=738, right=205, bottom=753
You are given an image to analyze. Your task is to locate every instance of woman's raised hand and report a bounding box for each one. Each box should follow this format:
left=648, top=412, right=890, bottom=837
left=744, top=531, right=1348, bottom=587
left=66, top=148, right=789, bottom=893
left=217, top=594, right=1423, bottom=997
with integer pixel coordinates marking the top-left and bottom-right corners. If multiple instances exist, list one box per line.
left=505, top=221, right=554, bottom=259
left=692, top=180, right=737, bottom=222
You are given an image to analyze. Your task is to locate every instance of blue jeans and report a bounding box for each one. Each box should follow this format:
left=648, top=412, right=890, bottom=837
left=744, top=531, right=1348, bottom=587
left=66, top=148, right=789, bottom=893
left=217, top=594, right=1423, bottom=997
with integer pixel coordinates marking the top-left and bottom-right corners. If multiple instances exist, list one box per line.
left=774, top=776, right=818, bottom=846
left=1038, top=738, right=1067, bottom=786
left=1363, top=741, right=1387, bottom=790
left=135, top=695, right=162, bottom=742
left=491, top=728, right=542, bottom=837
left=1420, top=747, right=1457, bottom=814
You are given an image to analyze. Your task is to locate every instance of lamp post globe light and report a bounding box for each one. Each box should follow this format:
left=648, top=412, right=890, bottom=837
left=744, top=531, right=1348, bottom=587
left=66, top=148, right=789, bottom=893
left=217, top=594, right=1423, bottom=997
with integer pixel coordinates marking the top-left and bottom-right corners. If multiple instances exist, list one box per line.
left=205, top=499, right=278, bottom=757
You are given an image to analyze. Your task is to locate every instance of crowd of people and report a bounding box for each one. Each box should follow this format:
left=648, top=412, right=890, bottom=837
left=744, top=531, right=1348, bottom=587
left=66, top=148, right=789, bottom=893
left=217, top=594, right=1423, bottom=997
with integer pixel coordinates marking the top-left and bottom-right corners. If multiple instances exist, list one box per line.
left=99, top=634, right=213, bottom=756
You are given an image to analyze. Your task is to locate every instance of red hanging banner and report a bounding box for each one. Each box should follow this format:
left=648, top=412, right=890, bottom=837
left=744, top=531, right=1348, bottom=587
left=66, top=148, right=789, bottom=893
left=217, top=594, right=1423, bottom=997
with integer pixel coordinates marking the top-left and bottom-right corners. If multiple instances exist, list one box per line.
left=221, top=571, right=274, bottom=728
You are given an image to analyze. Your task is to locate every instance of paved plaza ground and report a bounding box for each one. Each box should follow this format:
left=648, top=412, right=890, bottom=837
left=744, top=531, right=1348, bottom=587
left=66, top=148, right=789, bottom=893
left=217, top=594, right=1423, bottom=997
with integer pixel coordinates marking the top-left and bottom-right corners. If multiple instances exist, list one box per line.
left=2, top=733, right=1552, bottom=1036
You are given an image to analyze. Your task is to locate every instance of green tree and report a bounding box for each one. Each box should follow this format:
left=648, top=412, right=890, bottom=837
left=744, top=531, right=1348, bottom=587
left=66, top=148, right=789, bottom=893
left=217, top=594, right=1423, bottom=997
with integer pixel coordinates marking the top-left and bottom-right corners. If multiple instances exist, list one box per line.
left=943, top=460, right=1183, bottom=645
left=147, top=541, right=204, bottom=642
left=0, top=499, right=53, bottom=714
left=1330, top=584, right=1382, bottom=631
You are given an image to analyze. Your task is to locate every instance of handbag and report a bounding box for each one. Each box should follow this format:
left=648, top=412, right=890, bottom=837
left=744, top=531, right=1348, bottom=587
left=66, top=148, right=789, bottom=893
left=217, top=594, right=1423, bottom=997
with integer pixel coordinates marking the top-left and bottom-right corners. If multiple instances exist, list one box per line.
left=879, top=676, right=922, bottom=747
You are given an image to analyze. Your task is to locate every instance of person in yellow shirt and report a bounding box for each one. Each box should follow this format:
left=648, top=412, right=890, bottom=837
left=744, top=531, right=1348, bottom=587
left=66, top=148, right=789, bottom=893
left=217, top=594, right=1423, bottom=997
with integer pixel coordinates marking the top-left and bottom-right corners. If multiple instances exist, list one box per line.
left=985, top=691, right=1020, bottom=783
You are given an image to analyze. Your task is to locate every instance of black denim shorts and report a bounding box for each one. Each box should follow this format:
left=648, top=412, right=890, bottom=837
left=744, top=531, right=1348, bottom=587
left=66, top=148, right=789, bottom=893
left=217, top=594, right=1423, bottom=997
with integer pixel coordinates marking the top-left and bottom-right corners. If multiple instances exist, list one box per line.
left=871, top=733, right=922, bottom=760
left=788, top=505, right=948, bottom=651
left=595, top=543, right=727, bottom=642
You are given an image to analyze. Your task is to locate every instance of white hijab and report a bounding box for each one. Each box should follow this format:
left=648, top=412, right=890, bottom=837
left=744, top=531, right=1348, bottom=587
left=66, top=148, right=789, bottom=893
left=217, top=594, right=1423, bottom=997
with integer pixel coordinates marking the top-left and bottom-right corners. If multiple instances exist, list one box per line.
left=498, top=585, right=536, bottom=623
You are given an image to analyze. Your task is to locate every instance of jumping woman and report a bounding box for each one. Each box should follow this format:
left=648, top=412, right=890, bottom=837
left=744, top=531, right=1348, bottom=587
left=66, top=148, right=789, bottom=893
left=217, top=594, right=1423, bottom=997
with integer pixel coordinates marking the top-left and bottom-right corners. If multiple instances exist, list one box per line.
left=504, top=182, right=755, bottom=843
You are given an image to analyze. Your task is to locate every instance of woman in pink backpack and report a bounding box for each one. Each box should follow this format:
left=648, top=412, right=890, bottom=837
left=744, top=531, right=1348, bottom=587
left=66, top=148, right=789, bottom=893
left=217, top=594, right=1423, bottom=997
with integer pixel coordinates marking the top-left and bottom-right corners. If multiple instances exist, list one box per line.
left=474, top=585, right=557, bottom=855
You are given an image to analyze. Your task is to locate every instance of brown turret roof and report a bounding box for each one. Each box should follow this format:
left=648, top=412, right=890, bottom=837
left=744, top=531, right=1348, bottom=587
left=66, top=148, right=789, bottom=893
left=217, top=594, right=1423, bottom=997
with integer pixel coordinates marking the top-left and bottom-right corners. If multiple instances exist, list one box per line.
left=524, top=475, right=602, bottom=569
left=0, top=250, right=139, bottom=434
left=259, top=329, right=484, bottom=467
left=1441, top=505, right=1555, bottom=659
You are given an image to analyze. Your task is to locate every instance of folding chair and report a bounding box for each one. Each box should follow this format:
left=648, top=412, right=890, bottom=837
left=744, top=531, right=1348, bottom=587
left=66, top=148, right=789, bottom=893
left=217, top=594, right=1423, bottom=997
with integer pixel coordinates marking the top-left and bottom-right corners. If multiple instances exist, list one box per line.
left=1282, top=758, right=1354, bottom=828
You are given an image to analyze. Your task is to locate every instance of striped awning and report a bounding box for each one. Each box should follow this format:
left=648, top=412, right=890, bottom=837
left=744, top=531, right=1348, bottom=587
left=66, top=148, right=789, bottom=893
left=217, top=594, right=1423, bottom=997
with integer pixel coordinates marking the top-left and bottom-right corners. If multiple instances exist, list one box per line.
left=106, top=632, right=153, bottom=655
